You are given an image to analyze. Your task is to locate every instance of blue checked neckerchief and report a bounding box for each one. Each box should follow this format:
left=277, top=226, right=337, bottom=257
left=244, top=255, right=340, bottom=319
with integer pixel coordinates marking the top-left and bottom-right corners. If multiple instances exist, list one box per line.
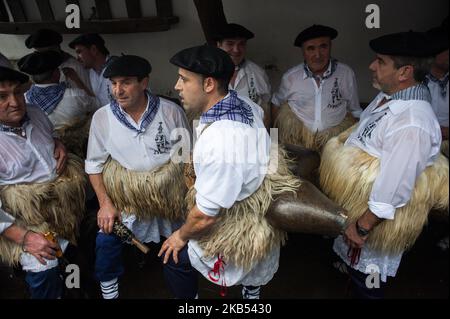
left=109, top=90, right=160, bottom=134
left=200, top=90, right=254, bottom=126
left=0, top=113, right=30, bottom=134
left=390, top=83, right=432, bottom=103
left=424, top=73, right=448, bottom=98
left=25, top=82, right=66, bottom=115
left=304, top=58, right=338, bottom=81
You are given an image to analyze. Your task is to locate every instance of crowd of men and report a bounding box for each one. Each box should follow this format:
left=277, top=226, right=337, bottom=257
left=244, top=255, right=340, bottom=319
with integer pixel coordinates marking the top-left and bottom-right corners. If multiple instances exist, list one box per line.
left=0, top=16, right=448, bottom=299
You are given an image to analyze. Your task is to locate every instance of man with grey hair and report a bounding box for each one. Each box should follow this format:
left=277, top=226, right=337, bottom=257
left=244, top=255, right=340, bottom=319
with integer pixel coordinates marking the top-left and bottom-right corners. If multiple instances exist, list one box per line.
left=320, top=31, right=442, bottom=299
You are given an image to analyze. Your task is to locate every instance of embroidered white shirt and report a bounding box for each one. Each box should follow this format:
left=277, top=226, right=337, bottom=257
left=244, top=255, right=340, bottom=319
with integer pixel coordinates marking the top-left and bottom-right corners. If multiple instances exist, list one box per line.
left=272, top=61, right=361, bottom=131
left=85, top=97, right=190, bottom=243
left=334, top=89, right=441, bottom=281
left=230, top=60, right=271, bottom=108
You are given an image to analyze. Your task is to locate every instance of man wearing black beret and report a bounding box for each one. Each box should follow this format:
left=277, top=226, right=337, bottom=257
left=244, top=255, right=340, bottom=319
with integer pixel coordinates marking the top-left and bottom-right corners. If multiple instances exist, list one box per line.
left=85, top=55, right=190, bottom=299
left=69, top=33, right=117, bottom=107
left=215, top=23, right=272, bottom=127
left=0, top=63, right=86, bottom=299
left=25, top=29, right=92, bottom=94
left=272, top=24, right=362, bottom=151
left=17, top=50, right=98, bottom=156
left=158, top=45, right=297, bottom=299
left=319, top=31, right=444, bottom=299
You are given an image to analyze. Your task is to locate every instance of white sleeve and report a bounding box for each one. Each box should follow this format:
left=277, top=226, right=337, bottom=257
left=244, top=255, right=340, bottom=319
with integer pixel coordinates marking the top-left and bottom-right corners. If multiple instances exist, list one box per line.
left=85, top=112, right=110, bottom=174
left=271, top=72, right=292, bottom=107
left=195, top=160, right=244, bottom=217
left=347, top=69, right=362, bottom=118
left=368, top=126, right=434, bottom=220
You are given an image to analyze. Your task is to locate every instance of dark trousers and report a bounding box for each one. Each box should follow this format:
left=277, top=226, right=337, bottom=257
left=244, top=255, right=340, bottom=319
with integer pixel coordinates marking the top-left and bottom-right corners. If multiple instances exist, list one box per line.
left=25, top=266, right=64, bottom=299
left=162, top=245, right=198, bottom=299
left=348, top=267, right=386, bottom=299
left=95, top=232, right=124, bottom=282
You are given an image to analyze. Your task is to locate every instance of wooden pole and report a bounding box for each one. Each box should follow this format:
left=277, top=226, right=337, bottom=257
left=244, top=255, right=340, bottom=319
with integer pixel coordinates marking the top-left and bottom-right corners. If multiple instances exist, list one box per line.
left=193, top=0, right=227, bottom=46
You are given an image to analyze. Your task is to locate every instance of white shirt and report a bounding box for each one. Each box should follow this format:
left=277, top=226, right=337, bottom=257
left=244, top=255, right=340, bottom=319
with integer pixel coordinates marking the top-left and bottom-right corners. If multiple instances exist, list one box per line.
left=89, top=56, right=114, bottom=107
left=60, top=54, right=93, bottom=92
left=25, top=83, right=98, bottom=130
left=85, top=96, right=190, bottom=243
left=334, top=87, right=441, bottom=281
left=230, top=60, right=271, bottom=107
left=346, top=92, right=441, bottom=220
left=188, top=95, right=279, bottom=287
left=426, top=74, right=449, bottom=127
left=0, top=105, right=65, bottom=272
left=272, top=60, right=361, bottom=132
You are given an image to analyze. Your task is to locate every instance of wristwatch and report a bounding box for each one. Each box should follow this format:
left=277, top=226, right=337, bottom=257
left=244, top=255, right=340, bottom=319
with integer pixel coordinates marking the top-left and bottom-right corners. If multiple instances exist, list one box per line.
left=356, top=221, right=370, bottom=237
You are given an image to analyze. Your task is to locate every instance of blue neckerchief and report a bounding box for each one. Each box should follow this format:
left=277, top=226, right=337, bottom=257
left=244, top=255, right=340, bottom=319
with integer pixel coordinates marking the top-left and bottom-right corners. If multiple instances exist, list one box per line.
left=0, top=113, right=30, bottom=134
left=200, top=90, right=254, bottom=126
left=390, top=83, right=431, bottom=103
left=425, top=73, right=448, bottom=98
left=25, top=82, right=66, bottom=115
left=109, top=90, right=160, bottom=134
left=303, top=58, right=338, bottom=81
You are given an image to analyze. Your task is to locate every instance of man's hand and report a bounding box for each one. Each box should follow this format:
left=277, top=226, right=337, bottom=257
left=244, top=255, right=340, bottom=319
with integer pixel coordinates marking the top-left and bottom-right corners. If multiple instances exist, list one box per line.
left=53, top=138, right=67, bottom=175
left=158, top=230, right=188, bottom=264
left=23, top=231, right=60, bottom=265
left=343, top=222, right=368, bottom=249
left=97, top=200, right=120, bottom=234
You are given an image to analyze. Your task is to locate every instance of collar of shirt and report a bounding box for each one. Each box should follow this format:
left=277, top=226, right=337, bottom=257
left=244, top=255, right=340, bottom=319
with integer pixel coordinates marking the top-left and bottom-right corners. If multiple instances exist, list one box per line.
left=0, top=113, right=30, bottom=135
left=372, top=84, right=432, bottom=115
left=200, top=90, right=254, bottom=125
left=425, top=72, right=448, bottom=98
left=25, top=82, right=67, bottom=115
left=109, top=90, right=160, bottom=135
left=303, top=58, right=338, bottom=81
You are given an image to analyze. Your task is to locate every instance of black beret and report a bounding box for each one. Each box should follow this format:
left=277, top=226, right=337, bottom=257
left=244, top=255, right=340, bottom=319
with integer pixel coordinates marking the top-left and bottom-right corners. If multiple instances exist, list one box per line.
left=69, top=33, right=105, bottom=49
left=213, top=23, right=255, bottom=41
left=370, top=31, right=436, bottom=57
left=170, top=45, right=235, bottom=81
left=25, top=29, right=63, bottom=49
left=0, top=66, right=29, bottom=84
left=17, top=50, right=64, bottom=75
left=103, top=55, right=152, bottom=78
left=426, top=25, right=448, bottom=55
left=294, top=24, right=338, bottom=47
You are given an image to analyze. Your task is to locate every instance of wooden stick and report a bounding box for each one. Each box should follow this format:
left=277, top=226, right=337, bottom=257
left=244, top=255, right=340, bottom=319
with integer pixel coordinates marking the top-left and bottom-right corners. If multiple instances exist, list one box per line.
left=131, top=238, right=150, bottom=254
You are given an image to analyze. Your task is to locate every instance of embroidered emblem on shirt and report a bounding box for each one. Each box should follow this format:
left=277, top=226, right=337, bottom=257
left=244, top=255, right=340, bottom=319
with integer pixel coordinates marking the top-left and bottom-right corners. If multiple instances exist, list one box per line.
left=154, top=122, right=170, bottom=155
left=357, top=113, right=387, bottom=146
left=248, top=76, right=258, bottom=103
left=328, top=78, right=343, bottom=109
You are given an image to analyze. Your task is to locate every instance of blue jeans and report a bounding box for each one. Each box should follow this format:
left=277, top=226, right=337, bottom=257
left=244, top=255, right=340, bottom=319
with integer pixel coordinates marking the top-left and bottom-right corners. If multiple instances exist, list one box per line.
left=95, top=232, right=124, bottom=282
left=162, top=245, right=198, bottom=299
left=25, top=266, right=64, bottom=299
